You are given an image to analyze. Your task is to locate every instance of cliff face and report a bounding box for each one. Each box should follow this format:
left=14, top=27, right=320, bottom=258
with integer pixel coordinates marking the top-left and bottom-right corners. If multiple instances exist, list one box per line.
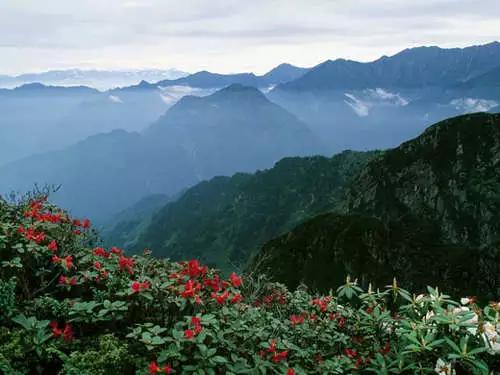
left=254, top=113, right=500, bottom=299
left=345, top=112, right=500, bottom=247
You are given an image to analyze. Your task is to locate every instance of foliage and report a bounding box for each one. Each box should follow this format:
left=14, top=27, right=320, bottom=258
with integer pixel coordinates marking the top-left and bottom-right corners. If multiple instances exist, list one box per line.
left=0, top=196, right=499, bottom=374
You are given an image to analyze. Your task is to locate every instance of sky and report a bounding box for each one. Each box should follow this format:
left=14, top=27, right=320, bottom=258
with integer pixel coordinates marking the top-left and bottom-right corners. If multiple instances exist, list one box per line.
left=0, top=0, right=499, bottom=75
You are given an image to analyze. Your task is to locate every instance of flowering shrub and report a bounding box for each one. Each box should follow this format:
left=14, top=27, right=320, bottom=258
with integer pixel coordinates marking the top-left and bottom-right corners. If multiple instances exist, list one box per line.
left=0, top=196, right=499, bottom=374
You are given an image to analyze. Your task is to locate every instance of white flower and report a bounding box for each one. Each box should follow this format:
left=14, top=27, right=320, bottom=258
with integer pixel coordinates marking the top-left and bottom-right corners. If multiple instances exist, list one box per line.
left=424, top=310, right=435, bottom=322
left=451, top=306, right=478, bottom=334
left=460, top=297, right=470, bottom=305
left=381, top=321, right=393, bottom=334
left=434, top=358, right=455, bottom=375
left=415, top=294, right=425, bottom=305
left=482, top=322, right=500, bottom=354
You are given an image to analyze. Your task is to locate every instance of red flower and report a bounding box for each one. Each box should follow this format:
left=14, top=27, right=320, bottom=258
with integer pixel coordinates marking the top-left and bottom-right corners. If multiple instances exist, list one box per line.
left=184, top=259, right=206, bottom=278
left=63, top=324, right=73, bottom=342
left=380, top=341, right=391, bottom=355
left=47, top=240, right=58, bottom=252
left=211, top=290, right=230, bottom=305
left=287, top=369, right=295, bottom=375
left=344, top=348, right=358, bottom=359
left=50, top=322, right=72, bottom=341
left=131, top=281, right=150, bottom=293
left=82, top=218, right=91, bottom=229
left=64, top=255, right=73, bottom=270
left=162, top=364, right=173, bottom=374
left=149, top=362, right=172, bottom=375
left=272, top=350, right=287, bottom=363
left=111, top=246, right=123, bottom=255
left=23, top=226, right=46, bottom=243
left=59, top=275, right=77, bottom=286
left=131, top=282, right=141, bottom=293
left=149, top=361, right=160, bottom=375
left=312, top=296, right=331, bottom=312
left=231, top=293, right=242, bottom=304
left=94, top=261, right=102, bottom=270
left=184, top=329, right=194, bottom=339
left=188, top=316, right=203, bottom=335
left=268, top=340, right=277, bottom=353
left=50, top=321, right=62, bottom=337
left=191, top=316, right=201, bottom=326
left=181, top=279, right=201, bottom=299
left=118, top=255, right=135, bottom=274
left=290, top=314, right=305, bottom=326
left=52, top=255, right=61, bottom=264
left=204, top=275, right=221, bottom=292
left=229, top=272, right=242, bottom=288
left=93, top=247, right=110, bottom=258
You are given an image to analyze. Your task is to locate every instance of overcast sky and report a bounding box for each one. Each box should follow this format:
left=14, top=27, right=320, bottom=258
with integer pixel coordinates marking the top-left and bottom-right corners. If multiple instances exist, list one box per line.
left=0, top=0, right=499, bottom=75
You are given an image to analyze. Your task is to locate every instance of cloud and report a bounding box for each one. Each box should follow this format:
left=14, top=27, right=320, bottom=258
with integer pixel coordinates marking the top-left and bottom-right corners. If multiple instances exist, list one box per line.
left=344, top=93, right=370, bottom=117
left=450, top=98, right=498, bottom=113
left=0, top=1, right=499, bottom=74
left=108, top=95, right=123, bottom=103
left=158, top=86, right=215, bottom=105
left=344, top=88, right=409, bottom=117
left=366, top=88, right=409, bottom=106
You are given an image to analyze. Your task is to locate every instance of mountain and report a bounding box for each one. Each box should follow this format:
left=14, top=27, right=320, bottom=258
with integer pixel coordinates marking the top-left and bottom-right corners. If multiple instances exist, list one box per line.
left=252, top=113, right=500, bottom=299
left=0, top=68, right=188, bottom=90
left=154, top=63, right=309, bottom=89
left=260, top=63, right=310, bottom=86
left=0, top=82, right=99, bottom=96
left=277, top=42, right=500, bottom=91
left=0, top=85, right=321, bottom=221
left=268, top=43, right=500, bottom=155
left=143, top=84, right=322, bottom=178
left=132, top=150, right=378, bottom=271
left=0, top=83, right=170, bottom=166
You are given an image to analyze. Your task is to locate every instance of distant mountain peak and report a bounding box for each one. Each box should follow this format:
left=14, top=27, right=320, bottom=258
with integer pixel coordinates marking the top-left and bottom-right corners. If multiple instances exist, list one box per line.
left=218, top=83, right=262, bottom=94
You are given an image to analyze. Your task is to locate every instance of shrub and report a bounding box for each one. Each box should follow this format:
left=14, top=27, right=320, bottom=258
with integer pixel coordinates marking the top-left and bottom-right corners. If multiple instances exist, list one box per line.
left=0, top=196, right=498, bottom=374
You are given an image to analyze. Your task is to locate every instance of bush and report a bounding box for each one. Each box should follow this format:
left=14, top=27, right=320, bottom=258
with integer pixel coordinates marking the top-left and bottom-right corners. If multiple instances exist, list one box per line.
left=0, top=196, right=498, bottom=374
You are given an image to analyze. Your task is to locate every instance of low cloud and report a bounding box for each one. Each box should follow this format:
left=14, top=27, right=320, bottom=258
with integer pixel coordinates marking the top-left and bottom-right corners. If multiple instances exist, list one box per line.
left=450, top=98, right=498, bottom=113
left=344, top=88, right=409, bottom=117
left=108, top=95, right=123, bottom=103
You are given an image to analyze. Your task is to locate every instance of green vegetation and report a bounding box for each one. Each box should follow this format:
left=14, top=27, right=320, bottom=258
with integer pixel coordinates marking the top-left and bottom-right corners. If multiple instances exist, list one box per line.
left=136, top=151, right=379, bottom=272
left=1, top=196, right=499, bottom=374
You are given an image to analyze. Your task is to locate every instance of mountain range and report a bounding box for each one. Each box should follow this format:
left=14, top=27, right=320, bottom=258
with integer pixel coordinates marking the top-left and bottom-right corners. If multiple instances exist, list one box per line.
left=0, top=85, right=319, bottom=220
left=1, top=41, right=500, bottom=227
left=0, top=68, right=187, bottom=90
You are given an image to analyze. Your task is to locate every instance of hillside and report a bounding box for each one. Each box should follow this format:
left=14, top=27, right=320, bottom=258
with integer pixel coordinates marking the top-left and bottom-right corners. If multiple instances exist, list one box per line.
left=253, top=113, right=500, bottom=300
left=100, top=194, right=171, bottom=250
left=126, top=151, right=378, bottom=271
